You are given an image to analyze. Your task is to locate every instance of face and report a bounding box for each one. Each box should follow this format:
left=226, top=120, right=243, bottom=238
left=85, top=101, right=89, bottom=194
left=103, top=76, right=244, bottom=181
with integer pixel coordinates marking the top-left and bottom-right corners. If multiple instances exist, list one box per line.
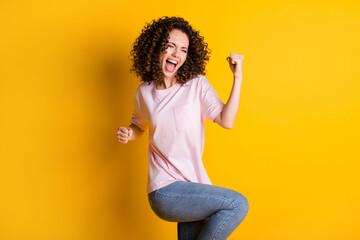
left=159, top=29, right=189, bottom=82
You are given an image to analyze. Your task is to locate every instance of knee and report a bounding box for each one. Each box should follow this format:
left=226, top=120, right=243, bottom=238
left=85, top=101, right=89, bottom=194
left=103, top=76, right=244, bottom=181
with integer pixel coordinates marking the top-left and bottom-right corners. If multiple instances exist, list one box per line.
left=231, top=192, right=249, bottom=217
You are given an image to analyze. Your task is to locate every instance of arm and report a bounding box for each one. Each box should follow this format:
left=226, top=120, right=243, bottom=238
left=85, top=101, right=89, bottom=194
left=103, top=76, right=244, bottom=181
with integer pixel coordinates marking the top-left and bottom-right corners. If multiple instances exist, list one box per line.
left=214, top=77, right=242, bottom=129
left=214, top=53, right=244, bottom=129
left=118, top=87, right=148, bottom=143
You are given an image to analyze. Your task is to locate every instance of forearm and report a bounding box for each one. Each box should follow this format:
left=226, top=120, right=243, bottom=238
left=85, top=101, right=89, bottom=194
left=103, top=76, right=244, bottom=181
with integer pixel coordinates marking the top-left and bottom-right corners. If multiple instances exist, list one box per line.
left=128, top=123, right=144, bottom=141
left=220, top=76, right=242, bottom=129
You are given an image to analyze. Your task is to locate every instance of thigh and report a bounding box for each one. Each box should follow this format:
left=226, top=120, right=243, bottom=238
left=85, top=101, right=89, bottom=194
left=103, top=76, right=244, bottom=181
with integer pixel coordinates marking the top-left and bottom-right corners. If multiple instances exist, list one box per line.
left=148, top=180, right=245, bottom=222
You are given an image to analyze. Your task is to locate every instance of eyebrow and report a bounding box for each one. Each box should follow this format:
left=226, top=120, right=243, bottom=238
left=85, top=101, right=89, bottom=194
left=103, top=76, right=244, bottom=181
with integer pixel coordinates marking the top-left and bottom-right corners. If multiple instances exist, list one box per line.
left=169, top=42, right=188, bottom=49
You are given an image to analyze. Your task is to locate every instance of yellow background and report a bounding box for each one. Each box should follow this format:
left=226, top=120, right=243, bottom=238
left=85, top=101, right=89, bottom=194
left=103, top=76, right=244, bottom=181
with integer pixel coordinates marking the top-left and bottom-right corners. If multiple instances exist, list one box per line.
left=1, top=0, right=359, bottom=239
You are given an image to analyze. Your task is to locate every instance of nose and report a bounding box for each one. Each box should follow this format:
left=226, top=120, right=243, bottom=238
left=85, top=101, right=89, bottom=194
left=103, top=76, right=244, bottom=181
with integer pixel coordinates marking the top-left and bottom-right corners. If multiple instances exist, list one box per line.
left=172, top=47, right=180, bottom=57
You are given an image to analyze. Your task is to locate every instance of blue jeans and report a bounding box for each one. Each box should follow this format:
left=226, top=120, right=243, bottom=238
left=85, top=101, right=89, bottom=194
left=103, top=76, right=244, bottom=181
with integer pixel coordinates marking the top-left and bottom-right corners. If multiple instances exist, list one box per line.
left=147, top=180, right=249, bottom=240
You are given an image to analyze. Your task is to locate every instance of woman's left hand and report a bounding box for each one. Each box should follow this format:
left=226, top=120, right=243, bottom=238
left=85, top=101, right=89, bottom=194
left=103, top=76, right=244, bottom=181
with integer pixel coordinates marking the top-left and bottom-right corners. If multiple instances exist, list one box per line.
left=227, top=53, right=244, bottom=80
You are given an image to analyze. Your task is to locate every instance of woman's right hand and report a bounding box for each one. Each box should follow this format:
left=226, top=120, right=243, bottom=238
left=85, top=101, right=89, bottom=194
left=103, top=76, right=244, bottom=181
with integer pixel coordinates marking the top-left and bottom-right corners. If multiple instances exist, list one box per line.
left=117, top=127, right=133, bottom=144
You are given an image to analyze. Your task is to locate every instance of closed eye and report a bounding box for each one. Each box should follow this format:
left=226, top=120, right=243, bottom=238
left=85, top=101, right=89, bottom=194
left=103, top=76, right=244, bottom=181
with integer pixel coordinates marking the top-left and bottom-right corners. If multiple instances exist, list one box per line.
left=168, top=43, right=187, bottom=52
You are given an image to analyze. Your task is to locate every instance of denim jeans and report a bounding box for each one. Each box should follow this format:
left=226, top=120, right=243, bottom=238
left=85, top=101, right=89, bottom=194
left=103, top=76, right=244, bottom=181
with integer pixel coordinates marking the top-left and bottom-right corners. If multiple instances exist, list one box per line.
left=147, top=180, right=249, bottom=240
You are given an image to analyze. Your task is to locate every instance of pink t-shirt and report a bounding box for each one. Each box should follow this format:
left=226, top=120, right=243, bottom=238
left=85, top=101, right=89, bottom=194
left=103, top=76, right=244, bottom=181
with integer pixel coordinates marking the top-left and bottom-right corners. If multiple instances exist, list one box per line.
left=130, top=74, right=224, bottom=195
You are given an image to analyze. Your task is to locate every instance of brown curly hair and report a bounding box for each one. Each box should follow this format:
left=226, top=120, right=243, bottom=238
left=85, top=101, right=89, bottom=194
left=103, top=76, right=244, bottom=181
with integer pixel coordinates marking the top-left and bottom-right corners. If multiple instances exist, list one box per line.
left=129, top=16, right=211, bottom=86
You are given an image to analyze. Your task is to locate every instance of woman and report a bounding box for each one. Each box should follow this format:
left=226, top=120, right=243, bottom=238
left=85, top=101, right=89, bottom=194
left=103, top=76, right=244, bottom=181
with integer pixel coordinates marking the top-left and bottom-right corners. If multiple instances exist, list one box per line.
left=117, top=16, right=248, bottom=240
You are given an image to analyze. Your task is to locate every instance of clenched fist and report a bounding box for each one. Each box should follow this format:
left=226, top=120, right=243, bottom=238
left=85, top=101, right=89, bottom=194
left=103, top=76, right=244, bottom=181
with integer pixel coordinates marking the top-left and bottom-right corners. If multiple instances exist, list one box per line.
left=227, top=53, right=244, bottom=80
left=117, top=127, right=133, bottom=144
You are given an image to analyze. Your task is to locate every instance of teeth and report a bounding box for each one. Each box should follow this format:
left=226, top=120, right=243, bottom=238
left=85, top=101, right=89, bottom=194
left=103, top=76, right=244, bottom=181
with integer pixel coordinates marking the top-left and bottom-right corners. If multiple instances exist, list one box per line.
left=167, top=59, right=178, bottom=65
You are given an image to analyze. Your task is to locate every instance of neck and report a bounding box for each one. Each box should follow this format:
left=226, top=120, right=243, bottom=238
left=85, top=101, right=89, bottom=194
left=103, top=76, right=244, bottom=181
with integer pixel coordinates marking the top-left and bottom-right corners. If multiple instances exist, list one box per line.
left=159, top=78, right=176, bottom=89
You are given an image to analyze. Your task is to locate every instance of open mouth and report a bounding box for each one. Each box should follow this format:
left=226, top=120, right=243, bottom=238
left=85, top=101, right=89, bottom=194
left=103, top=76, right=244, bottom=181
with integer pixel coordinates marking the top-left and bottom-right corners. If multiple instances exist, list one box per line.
left=165, top=59, right=178, bottom=72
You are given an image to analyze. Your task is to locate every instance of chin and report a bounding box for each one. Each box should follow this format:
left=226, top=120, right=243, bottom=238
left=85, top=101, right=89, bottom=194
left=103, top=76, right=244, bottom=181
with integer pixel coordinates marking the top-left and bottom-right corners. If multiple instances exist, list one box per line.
left=162, top=69, right=178, bottom=78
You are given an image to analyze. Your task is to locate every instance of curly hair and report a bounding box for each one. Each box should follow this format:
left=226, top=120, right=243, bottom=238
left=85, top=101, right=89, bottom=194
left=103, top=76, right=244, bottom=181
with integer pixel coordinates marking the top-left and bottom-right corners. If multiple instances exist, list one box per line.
left=129, top=16, right=211, bottom=86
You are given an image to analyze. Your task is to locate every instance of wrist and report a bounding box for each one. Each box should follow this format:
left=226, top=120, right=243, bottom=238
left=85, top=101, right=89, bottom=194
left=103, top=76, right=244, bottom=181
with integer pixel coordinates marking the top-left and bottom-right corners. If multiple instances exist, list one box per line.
left=233, top=75, right=243, bottom=83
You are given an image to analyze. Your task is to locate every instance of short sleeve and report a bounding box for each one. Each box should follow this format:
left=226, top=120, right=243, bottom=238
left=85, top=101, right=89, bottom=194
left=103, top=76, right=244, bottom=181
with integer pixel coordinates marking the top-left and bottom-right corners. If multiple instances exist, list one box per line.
left=129, top=88, right=148, bottom=131
left=200, top=75, right=224, bottom=122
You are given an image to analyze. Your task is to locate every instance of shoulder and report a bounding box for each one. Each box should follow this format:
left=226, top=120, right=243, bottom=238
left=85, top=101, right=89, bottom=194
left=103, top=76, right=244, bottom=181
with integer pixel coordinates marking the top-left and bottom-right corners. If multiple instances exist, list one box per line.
left=183, top=74, right=207, bottom=88
left=193, top=74, right=212, bottom=90
left=136, top=81, right=153, bottom=94
left=138, top=81, right=153, bottom=90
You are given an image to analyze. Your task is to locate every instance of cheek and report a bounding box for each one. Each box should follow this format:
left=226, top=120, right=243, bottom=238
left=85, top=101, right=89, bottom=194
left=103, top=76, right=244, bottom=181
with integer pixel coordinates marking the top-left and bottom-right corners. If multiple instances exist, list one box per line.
left=160, top=50, right=170, bottom=59
left=182, top=53, right=188, bottom=62
left=160, top=53, right=168, bottom=63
